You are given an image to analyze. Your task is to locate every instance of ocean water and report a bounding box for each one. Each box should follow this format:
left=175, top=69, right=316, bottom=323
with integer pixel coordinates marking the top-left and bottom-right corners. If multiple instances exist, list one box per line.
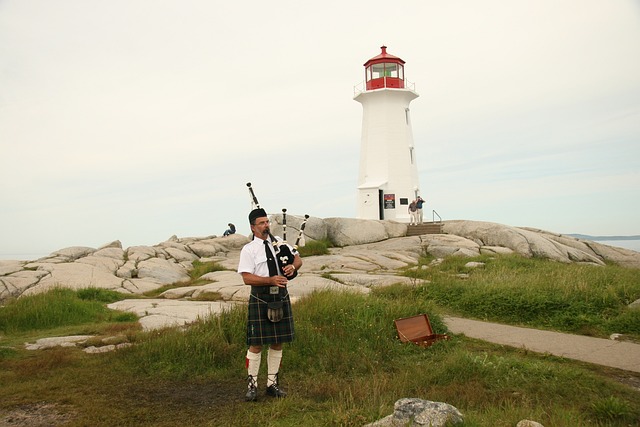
left=594, top=239, right=640, bottom=253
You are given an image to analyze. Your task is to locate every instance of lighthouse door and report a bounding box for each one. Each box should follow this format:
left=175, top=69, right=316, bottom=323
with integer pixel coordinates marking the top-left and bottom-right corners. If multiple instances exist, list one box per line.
left=378, top=189, right=384, bottom=220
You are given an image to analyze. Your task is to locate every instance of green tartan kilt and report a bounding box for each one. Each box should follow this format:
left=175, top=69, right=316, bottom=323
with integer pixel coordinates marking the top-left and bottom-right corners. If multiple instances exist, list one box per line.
left=246, top=289, right=295, bottom=346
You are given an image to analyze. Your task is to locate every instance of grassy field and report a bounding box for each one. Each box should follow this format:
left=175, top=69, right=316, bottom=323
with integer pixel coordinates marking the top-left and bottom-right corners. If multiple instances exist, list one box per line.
left=1, top=254, right=639, bottom=426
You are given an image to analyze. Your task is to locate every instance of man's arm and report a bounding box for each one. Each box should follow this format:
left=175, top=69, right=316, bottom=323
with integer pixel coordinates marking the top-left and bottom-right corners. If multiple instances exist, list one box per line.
left=293, top=254, right=302, bottom=271
left=241, top=272, right=288, bottom=287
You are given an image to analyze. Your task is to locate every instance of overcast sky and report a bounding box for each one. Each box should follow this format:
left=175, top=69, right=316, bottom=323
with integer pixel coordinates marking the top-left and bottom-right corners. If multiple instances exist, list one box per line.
left=1, top=0, right=639, bottom=259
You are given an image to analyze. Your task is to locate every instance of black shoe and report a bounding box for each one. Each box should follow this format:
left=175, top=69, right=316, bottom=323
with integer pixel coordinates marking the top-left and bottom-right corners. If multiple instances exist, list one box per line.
left=266, top=383, right=287, bottom=398
left=245, top=375, right=258, bottom=402
left=245, top=387, right=257, bottom=402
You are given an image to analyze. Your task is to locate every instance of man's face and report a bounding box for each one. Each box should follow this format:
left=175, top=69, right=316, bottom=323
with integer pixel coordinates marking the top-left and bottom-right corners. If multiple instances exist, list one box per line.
left=251, top=217, right=270, bottom=239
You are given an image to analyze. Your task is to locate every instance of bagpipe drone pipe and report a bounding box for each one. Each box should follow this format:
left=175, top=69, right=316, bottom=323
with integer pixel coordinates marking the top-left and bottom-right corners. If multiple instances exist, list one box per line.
left=246, top=182, right=309, bottom=280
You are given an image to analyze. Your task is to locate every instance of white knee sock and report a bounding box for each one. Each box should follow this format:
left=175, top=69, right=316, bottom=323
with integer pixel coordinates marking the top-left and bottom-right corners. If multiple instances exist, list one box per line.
left=246, top=350, right=261, bottom=388
left=267, top=348, right=283, bottom=387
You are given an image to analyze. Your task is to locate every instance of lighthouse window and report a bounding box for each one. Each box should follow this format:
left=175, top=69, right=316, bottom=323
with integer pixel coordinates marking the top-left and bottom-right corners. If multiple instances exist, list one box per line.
left=371, top=63, right=386, bottom=79
left=384, top=63, right=398, bottom=78
left=370, top=63, right=399, bottom=78
left=368, top=63, right=404, bottom=81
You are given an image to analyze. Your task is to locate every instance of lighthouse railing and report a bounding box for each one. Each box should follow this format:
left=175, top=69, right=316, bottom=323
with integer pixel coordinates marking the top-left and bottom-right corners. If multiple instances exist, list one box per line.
left=404, top=79, right=416, bottom=91
left=353, top=79, right=416, bottom=96
left=353, top=81, right=366, bottom=97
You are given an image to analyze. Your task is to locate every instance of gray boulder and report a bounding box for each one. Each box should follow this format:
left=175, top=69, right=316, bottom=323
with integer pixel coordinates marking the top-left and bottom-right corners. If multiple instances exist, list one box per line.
left=0, top=260, right=25, bottom=276
left=270, top=213, right=324, bottom=243
left=21, top=262, right=127, bottom=296
left=365, top=398, right=464, bottom=426
left=517, top=420, right=545, bottom=427
left=421, top=234, right=481, bottom=258
left=126, top=245, right=161, bottom=262
left=48, top=246, right=97, bottom=261
left=0, top=269, right=49, bottom=300
left=324, top=217, right=403, bottom=247
left=136, top=258, right=190, bottom=285
left=185, top=234, right=249, bottom=257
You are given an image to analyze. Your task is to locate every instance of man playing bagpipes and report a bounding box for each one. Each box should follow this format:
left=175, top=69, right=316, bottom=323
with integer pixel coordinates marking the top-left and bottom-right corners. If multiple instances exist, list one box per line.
left=238, top=207, right=303, bottom=402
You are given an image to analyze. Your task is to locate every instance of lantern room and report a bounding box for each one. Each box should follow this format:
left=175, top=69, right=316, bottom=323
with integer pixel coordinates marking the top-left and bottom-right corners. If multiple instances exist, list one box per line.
left=364, top=45, right=406, bottom=90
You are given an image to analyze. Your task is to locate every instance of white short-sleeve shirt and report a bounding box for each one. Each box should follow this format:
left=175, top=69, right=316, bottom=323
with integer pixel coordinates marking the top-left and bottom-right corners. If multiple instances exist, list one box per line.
left=238, top=236, right=298, bottom=277
left=238, top=237, right=279, bottom=277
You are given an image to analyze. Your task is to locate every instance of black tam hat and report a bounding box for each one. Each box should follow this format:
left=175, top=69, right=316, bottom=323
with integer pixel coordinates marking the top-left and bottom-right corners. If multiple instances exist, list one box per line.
left=249, top=208, right=268, bottom=224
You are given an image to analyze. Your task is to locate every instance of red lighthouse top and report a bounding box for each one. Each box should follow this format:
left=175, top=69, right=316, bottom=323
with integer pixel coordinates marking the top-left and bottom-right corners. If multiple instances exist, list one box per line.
left=363, top=46, right=406, bottom=90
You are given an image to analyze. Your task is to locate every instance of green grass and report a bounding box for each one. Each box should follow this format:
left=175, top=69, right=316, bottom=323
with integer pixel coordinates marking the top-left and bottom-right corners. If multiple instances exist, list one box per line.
left=297, top=239, right=332, bottom=257
left=1, top=254, right=640, bottom=426
left=189, top=260, right=226, bottom=279
left=0, top=287, right=136, bottom=334
left=404, top=254, right=640, bottom=339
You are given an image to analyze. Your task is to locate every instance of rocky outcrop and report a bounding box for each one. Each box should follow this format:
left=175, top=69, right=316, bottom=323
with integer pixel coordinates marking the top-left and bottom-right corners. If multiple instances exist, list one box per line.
left=443, top=220, right=640, bottom=268
left=0, top=234, right=250, bottom=301
left=1, top=218, right=639, bottom=303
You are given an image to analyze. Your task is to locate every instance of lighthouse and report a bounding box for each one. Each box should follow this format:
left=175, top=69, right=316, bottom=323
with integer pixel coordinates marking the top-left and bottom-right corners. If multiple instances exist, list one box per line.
left=354, top=46, right=421, bottom=222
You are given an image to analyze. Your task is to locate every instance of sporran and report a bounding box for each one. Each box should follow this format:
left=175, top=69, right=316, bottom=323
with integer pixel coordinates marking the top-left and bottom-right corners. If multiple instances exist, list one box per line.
left=267, top=300, right=284, bottom=322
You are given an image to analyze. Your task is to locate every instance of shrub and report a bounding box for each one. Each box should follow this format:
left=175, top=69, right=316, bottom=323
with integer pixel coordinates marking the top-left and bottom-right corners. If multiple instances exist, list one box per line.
left=297, top=239, right=332, bottom=257
left=590, top=396, right=634, bottom=423
left=190, top=260, right=225, bottom=279
left=76, top=287, right=128, bottom=303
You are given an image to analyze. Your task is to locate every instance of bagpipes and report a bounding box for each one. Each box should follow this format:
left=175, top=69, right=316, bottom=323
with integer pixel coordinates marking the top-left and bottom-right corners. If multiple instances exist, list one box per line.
left=246, top=182, right=309, bottom=280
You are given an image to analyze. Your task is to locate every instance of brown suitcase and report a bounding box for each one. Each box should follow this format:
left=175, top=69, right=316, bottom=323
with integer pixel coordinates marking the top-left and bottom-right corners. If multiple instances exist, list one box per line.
left=394, top=314, right=449, bottom=347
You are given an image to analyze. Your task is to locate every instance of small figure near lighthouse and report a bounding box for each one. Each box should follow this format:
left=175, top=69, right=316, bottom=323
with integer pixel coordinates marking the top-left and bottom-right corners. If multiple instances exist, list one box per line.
left=354, top=46, right=421, bottom=223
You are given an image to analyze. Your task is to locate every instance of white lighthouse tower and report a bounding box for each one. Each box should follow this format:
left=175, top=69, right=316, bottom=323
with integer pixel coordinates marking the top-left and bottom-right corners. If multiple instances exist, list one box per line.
left=354, top=46, right=420, bottom=222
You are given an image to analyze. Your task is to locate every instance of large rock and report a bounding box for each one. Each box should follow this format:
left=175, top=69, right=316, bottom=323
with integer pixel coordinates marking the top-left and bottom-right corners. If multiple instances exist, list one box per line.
left=126, top=245, right=161, bottom=262
left=0, top=260, right=26, bottom=276
left=106, top=299, right=239, bottom=331
left=324, top=218, right=404, bottom=247
left=160, top=246, right=199, bottom=263
left=136, top=258, right=190, bottom=285
left=270, top=214, right=325, bottom=243
left=161, top=270, right=245, bottom=301
left=0, top=269, right=49, bottom=300
left=48, top=246, right=97, bottom=261
left=21, top=262, right=127, bottom=296
left=365, top=398, right=464, bottom=427
left=269, top=214, right=376, bottom=249
left=185, top=234, right=249, bottom=257
left=420, top=234, right=481, bottom=258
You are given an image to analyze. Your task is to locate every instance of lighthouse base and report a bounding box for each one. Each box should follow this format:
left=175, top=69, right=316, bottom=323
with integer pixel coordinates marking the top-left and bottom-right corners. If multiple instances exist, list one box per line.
left=357, top=185, right=415, bottom=222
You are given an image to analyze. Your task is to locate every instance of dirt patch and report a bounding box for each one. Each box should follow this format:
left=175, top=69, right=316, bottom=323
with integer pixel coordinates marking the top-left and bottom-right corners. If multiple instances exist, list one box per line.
left=0, top=379, right=245, bottom=426
left=0, top=402, right=75, bottom=427
left=135, top=377, right=245, bottom=408
left=613, top=373, right=640, bottom=392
